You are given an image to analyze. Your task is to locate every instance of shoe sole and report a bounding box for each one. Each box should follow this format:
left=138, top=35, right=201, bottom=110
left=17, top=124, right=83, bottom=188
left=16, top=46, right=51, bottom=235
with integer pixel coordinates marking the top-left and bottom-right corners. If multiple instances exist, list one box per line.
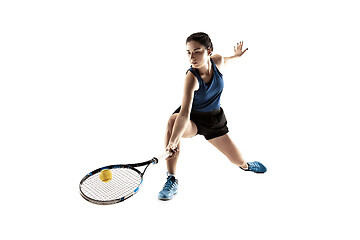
left=240, top=166, right=266, bottom=174
left=243, top=169, right=266, bottom=174
left=158, top=192, right=177, bottom=201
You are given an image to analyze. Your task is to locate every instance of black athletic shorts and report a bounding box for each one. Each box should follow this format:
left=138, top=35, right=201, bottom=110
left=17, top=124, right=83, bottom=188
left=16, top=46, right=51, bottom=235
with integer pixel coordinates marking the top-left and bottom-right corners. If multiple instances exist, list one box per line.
left=173, top=106, right=229, bottom=140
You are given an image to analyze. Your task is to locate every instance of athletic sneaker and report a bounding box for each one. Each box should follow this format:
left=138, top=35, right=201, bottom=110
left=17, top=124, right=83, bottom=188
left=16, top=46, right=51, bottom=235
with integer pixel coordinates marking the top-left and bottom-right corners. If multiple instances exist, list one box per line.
left=240, top=161, right=267, bottom=173
left=158, top=173, right=178, bottom=200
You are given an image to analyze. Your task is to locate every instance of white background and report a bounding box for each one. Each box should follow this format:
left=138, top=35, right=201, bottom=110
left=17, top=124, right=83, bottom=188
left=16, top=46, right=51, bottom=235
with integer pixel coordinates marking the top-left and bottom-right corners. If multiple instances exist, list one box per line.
left=1, top=0, right=359, bottom=239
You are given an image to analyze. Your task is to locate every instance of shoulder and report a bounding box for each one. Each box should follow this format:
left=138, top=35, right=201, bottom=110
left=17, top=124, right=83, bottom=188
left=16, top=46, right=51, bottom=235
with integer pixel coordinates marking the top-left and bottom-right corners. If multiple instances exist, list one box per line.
left=185, top=68, right=199, bottom=91
left=211, top=54, right=224, bottom=70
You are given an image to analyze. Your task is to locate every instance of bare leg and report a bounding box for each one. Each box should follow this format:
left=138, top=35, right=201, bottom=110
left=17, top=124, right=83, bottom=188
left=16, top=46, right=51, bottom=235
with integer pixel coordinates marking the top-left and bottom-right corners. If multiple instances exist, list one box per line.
left=165, top=113, right=197, bottom=174
left=207, top=133, right=248, bottom=169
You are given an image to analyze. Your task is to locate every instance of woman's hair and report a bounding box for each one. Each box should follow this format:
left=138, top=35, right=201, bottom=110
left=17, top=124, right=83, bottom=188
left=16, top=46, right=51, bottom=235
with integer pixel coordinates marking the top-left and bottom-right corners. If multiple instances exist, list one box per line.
left=186, top=32, right=213, bottom=54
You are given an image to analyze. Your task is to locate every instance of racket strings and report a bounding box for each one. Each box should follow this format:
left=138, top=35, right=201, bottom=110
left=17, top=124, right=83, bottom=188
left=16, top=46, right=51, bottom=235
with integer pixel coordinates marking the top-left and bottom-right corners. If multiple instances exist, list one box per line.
left=80, top=168, right=142, bottom=202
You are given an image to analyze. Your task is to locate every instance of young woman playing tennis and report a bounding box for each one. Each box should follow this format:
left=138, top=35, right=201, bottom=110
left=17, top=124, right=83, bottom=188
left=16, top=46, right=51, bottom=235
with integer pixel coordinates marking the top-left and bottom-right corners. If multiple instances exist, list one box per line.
left=158, top=32, right=267, bottom=200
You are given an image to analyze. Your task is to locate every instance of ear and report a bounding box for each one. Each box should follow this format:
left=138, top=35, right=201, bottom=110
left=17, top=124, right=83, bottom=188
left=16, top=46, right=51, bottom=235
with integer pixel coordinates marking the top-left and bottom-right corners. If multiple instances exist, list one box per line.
left=207, top=48, right=213, bottom=56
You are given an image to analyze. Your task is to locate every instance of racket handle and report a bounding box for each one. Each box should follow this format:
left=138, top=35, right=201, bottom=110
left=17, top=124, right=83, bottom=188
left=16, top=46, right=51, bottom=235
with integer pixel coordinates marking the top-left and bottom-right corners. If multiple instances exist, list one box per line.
left=152, top=150, right=172, bottom=164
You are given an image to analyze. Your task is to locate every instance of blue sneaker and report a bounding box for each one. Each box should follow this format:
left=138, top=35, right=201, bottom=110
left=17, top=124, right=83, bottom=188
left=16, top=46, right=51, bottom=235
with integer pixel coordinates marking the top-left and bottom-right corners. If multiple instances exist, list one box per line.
left=158, top=173, right=178, bottom=201
left=240, top=161, right=267, bottom=173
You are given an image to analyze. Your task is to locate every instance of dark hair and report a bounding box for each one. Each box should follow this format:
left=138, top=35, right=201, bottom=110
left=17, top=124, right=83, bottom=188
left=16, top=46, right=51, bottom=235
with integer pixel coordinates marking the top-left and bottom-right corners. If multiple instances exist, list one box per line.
left=186, top=32, right=213, bottom=54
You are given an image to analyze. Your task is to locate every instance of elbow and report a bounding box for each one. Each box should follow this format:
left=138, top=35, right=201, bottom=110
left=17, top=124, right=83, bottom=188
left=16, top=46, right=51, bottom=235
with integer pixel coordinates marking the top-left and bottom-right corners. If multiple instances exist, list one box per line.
left=178, top=104, right=192, bottom=118
left=178, top=112, right=190, bottom=120
left=178, top=109, right=191, bottom=120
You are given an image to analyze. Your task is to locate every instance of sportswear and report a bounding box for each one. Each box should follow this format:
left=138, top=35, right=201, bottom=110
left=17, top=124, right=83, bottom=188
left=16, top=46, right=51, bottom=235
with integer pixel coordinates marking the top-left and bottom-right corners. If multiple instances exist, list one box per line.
left=240, top=161, right=267, bottom=173
left=172, top=58, right=228, bottom=140
left=158, top=173, right=178, bottom=200
left=188, top=58, right=224, bottom=112
left=173, top=106, right=228, bottom=140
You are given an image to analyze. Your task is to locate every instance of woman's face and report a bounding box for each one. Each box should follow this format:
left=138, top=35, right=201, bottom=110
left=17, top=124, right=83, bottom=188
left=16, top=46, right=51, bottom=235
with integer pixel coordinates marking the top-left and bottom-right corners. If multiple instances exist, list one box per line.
left=186, top=40, right=212, bottom=68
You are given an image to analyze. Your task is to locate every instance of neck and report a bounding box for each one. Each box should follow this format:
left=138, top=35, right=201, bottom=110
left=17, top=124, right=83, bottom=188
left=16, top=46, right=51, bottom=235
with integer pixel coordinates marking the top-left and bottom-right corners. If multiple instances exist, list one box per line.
left=196, top=58, right=212, bottom=75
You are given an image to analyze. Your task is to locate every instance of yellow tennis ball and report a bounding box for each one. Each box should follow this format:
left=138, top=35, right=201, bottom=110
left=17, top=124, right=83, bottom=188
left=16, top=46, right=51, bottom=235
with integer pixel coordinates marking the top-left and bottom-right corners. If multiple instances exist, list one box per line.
left=99, top=169, right=112, bottom=183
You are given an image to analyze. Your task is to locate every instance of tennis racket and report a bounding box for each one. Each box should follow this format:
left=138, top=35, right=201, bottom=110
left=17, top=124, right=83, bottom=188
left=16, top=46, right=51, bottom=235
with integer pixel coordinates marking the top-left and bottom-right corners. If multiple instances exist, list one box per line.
left=79, top=151, right=171, bottom=205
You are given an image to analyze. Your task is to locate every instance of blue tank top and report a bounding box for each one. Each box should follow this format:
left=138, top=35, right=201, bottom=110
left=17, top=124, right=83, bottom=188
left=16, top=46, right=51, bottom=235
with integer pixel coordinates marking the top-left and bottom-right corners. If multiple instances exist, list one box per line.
left=188, top=58, right=224, bottom=112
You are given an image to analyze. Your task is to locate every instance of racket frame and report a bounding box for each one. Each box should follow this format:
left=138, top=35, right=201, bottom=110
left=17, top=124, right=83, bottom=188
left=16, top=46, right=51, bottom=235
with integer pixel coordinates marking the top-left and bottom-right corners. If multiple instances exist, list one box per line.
left=79, top=157, right=159, bottom=205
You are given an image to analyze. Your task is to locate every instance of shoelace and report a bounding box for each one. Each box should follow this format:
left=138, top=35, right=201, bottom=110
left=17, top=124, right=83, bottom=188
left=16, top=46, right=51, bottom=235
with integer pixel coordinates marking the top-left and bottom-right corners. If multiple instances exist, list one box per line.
left=248, top=162, right=260, bottom=170
left=163, top=177, right=176, bottom=191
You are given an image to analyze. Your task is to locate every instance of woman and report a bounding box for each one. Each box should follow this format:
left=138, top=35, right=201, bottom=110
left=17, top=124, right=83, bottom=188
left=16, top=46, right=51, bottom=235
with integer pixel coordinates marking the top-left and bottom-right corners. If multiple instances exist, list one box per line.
left=158, top=32, right=267, bottom=200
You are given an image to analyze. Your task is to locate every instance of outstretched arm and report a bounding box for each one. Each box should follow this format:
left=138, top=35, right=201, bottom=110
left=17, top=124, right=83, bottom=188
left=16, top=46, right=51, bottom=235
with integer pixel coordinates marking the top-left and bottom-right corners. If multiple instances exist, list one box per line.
left=212, top=41, right=248, bottom=68
left=224, top=41, right=248, bottom=65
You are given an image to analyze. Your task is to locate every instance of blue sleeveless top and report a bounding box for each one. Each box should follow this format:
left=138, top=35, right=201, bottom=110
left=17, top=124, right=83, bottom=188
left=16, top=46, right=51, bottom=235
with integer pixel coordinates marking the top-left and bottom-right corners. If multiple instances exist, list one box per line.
left=188, top=58, right=224, bottom=112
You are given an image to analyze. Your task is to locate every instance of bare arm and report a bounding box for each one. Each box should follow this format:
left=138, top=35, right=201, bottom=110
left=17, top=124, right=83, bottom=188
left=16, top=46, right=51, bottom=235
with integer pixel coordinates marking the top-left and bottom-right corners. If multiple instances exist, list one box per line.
left=224, top=41, right=248, bottom=65
left=212, top=41, right=248, bottom=69
left=167, top=71, right=198, bottom=150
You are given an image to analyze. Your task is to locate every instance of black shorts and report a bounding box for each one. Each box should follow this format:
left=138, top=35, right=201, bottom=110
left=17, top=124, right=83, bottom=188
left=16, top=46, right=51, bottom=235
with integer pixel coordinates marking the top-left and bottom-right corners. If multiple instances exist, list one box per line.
left=173, top=106, right=229, bottom=140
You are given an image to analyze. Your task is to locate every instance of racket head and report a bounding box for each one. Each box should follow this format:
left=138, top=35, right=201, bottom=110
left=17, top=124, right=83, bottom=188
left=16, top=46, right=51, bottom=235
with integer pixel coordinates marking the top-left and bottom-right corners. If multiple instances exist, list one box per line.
left=79, top=164, right=144, bottom=205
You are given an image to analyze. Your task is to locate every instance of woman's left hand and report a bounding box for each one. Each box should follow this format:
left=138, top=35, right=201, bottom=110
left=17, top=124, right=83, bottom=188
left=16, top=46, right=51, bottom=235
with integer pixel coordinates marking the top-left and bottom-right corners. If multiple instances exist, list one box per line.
left=234, top=41, right=248, bottom=57
left=166, top=141, right=179, bottom=159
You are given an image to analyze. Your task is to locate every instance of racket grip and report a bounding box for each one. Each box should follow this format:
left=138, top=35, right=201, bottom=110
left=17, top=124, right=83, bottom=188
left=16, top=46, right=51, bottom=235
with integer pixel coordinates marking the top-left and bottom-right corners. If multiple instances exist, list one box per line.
left=152, top=150, right=172, bottom=164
